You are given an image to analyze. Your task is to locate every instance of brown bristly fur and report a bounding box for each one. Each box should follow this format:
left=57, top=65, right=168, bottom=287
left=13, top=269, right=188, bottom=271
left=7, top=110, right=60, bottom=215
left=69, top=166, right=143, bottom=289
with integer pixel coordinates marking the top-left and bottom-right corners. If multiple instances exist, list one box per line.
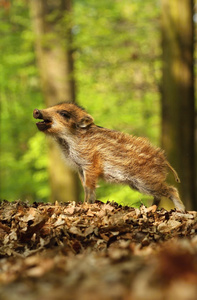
left=33, top=103, right=185, bottom=212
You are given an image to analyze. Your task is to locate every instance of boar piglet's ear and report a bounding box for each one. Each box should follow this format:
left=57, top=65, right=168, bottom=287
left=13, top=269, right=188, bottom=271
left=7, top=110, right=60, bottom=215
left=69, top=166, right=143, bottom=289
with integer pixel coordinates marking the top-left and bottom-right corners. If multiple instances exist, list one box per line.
left=78, top=115, right=94, bottom=128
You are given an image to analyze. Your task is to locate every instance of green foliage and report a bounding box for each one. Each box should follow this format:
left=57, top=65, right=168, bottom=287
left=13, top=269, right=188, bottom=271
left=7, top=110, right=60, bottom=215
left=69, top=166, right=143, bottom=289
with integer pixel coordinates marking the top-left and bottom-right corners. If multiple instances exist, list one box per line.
left=74, top=0, right=161, bottom=142
left=98, top=182, right=151, bottom=208
left=0, top=1, right=48, bottom=201
left=0, top=0, right=161, bottom=206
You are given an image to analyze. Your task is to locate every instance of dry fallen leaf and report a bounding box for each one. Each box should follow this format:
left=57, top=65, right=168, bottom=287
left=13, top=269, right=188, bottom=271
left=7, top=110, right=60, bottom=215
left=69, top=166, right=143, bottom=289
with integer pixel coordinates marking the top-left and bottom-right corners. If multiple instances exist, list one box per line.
left=157, top=220, right=182, bottom=233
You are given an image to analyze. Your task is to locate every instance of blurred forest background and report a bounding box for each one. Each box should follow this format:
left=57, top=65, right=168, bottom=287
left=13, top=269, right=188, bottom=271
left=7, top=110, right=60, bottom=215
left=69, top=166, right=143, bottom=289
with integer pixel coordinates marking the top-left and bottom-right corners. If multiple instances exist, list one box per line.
left=0, top=0, right=196, bottom=209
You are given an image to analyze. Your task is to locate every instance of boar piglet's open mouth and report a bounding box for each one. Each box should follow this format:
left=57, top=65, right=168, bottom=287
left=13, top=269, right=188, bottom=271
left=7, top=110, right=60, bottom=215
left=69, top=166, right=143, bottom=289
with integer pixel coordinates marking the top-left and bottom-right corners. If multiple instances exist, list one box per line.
left=33, top=109, right=52, bottom=131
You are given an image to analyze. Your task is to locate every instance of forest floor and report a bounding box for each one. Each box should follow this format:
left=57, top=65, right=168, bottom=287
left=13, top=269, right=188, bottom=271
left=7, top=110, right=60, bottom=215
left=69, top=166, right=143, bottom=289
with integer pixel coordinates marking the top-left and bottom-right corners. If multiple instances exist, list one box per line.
left=0, top=200, right=197, bottom=300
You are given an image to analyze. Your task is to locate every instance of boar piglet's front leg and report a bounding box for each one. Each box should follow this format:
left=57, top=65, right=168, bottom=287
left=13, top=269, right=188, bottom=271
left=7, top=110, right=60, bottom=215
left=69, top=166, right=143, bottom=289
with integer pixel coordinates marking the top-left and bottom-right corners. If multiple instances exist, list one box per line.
left=78, top=167, right=97, bottom=203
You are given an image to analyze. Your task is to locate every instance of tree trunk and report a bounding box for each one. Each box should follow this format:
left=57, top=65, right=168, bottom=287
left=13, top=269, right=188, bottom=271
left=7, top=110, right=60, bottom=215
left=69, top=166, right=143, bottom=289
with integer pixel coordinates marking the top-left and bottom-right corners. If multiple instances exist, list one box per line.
left=161, top=0, right=196, bottom=210
left=30, top=0, right=79, bottom=202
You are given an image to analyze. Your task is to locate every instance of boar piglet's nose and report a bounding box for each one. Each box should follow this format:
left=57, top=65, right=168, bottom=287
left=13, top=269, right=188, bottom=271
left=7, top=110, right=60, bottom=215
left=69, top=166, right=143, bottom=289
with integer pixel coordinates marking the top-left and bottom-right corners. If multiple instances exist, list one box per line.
left=33, top=109, right=42, bottom=119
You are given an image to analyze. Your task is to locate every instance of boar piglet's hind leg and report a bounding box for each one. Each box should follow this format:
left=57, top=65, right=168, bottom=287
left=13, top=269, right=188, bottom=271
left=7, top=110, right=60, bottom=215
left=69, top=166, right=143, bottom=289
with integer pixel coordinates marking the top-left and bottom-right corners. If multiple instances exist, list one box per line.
left=158, top=183, right=185, bottom=212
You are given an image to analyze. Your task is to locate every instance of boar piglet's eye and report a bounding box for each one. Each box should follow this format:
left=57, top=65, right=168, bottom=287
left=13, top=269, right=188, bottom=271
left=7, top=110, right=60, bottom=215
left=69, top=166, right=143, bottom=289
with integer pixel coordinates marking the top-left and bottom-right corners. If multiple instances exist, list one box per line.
left=59, top=110, right=71, bottom=119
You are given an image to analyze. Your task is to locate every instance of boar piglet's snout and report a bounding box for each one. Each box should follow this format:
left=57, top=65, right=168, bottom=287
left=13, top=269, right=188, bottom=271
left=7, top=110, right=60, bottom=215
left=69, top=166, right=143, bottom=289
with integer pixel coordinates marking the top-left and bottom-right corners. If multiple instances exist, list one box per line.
left=33, top=109, right=43, bottom=119
left=33, top=108, right=52, bottom=132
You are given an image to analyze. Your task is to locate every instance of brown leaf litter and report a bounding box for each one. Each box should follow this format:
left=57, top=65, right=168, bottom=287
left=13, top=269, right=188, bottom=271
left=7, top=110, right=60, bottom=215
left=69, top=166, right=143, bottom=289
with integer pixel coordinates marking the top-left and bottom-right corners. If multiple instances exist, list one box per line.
left=0, top=200, right=197, bottom=300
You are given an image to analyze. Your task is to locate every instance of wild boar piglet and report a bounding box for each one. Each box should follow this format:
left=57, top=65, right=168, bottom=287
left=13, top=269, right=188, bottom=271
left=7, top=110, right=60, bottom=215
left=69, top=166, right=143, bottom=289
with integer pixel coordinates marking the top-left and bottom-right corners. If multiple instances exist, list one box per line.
left=33, top=103, right=185, bottom=212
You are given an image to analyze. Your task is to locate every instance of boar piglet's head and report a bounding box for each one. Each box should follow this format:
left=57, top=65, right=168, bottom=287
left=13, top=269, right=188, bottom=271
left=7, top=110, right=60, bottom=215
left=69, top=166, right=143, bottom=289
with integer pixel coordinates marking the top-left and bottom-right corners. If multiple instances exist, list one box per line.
left=33, top=102, right=94, bottom=136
